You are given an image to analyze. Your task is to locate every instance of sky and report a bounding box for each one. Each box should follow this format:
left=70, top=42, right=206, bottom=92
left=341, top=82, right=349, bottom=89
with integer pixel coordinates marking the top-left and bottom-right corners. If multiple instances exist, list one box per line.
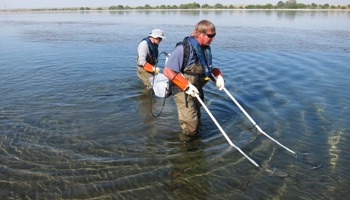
left=0, top=0, right=349, bottom=9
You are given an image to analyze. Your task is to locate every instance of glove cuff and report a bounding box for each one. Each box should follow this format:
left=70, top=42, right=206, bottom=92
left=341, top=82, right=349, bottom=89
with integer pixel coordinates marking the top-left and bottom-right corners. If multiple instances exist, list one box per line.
left=172, top=73, right=189, bottom=91
left=144, top=62, right=154, bottom=73
left=212, top=68, right=222, bottom=77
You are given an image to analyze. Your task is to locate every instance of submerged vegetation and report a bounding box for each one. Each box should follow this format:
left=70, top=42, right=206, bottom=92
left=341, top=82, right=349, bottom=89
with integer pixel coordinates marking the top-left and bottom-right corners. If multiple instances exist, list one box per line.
left=3, top=1, right=350, bottom=11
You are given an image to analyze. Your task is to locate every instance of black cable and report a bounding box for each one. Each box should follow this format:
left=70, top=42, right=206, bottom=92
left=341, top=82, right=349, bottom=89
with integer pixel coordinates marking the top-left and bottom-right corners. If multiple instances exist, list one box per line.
left=150, top=51, right=169, bottom=117
left=150, top=72, right=167, bottom=117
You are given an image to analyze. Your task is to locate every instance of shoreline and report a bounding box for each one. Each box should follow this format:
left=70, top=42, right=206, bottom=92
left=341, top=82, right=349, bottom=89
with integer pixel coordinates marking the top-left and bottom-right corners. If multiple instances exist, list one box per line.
left=1, top=8, right=349, bottom=13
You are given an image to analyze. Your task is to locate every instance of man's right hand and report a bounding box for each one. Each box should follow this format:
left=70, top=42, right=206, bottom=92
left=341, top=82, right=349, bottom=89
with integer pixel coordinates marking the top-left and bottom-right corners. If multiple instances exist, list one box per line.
left=185, top=83, right=199, bottom=97
left=153, top=66, right=161, bottom=74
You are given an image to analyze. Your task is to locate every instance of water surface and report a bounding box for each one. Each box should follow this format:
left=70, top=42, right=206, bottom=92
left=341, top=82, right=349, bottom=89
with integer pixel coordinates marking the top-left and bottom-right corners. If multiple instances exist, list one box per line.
left=0, top=10, right=349, bottom=199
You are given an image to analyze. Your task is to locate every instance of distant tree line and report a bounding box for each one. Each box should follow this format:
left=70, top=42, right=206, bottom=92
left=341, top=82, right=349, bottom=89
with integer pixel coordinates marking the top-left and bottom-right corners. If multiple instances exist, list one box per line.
left=25, top=1, right=350, bottom=11
left=106, top=1, right=349, bottom=10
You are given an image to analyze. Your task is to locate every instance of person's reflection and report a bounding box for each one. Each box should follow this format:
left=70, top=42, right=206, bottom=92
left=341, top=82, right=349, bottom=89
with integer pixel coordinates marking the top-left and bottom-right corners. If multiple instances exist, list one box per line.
left=136, top=89, right=154, bottom=125
left=136, top=87, right=168, bottom=120
left=167, top=134, right=210, bottom=199
left=136, top=89, right=210, bottom=199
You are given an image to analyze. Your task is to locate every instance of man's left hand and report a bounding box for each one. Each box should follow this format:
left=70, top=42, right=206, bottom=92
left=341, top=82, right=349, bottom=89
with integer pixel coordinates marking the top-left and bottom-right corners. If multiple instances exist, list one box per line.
left=216, top=75, right=224, bottom=90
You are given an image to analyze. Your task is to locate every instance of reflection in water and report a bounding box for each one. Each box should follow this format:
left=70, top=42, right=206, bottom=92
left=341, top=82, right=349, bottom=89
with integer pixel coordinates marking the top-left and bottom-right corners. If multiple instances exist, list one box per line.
left=328, top=128, right=344, bottom=171
left=168, top=136, right=209, bottom=199
left=179, top=10, right=201, bottom=16
left=276, top=10, right=298, bottom=20
left=108, top=10, right=128, bottom=15
left=136, top=89, right=153, bottom=122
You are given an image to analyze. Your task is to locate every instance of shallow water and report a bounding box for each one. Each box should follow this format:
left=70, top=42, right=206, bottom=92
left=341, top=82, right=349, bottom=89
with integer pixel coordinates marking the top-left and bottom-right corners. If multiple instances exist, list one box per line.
left=0, top=10, right=350, bottom=199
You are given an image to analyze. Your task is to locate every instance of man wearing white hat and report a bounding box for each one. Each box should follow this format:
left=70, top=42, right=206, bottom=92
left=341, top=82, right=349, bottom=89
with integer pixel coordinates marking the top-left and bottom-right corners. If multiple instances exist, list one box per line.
left=137, top=29, right=165, bottom=89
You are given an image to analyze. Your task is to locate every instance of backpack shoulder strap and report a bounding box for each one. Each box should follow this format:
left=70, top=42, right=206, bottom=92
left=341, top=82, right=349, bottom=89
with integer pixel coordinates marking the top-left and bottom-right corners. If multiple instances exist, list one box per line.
left=175, top=38, right=190, bottom=73
left=181, top=39, right=190, bottom=72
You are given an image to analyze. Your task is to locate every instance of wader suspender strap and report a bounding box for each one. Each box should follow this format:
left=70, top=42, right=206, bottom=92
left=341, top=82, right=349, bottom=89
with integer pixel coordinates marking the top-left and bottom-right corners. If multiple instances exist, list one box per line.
left=144, top=37, right=158, bottom=65
left=185, top=93, right=189, bottom=108
left=181, top=40, right=191, bottom=108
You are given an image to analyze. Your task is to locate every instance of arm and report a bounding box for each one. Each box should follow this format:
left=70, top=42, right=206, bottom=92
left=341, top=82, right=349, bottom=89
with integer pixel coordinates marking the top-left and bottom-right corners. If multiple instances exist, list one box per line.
left=163, top=44, right=188, bottom=89
left=163, top=45, right=199, bottom=96
left=164, top=67, right=198, bottom=96
left=137, top=41, right=156, bottom=73
left=164, top=67, right=188, bottom=90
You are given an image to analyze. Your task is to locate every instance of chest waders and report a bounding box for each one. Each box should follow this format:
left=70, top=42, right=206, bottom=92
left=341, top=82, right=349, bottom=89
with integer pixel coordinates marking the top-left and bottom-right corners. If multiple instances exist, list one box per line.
left=183, top=63, right=209, bottom=107
left=136, top=37, right=159, bottom=89
left=171, top=62, right=209, bottom=135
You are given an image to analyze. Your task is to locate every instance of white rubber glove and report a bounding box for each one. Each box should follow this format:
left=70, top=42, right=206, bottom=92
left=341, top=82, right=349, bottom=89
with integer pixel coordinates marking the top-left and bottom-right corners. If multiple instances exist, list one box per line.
left=216, top=75, right=225, bottom=90
left=153, top=67, right=161, bottom=74
left=185, top=83, right=199, bottom=97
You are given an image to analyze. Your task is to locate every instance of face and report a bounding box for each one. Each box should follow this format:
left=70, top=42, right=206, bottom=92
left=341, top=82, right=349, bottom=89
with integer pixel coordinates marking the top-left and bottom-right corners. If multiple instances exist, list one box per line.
left=199, top=29, right=216, bottom=46
left=152, top=37, right=162, bottom=45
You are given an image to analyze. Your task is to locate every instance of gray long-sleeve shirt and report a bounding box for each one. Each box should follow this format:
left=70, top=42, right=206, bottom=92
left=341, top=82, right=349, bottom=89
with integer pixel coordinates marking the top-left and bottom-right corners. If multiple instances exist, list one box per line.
left=137, top=40, right=150, bottom=67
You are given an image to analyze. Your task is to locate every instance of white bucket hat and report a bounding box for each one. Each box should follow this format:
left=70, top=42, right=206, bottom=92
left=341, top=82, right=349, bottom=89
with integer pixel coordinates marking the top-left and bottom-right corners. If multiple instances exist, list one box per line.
left=149, top=29, right=166, bottom=39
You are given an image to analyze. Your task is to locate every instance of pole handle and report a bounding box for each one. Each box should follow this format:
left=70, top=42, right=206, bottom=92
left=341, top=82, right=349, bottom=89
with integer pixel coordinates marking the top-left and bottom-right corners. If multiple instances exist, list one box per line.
left=195, top=93, right=260, bottom=168
left=222, top=87, right=296, bottom=155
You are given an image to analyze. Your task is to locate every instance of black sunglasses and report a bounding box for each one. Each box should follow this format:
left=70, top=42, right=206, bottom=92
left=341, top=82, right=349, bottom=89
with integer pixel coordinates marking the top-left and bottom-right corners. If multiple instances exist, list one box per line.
left=203, top=32, right=216, bottom=39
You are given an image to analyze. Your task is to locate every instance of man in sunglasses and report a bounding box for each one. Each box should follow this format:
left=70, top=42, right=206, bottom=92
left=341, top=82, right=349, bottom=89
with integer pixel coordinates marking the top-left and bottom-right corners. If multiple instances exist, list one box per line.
left=137, top=29, right=165, bottom=89
left=164, top=20, right=224, bottom=137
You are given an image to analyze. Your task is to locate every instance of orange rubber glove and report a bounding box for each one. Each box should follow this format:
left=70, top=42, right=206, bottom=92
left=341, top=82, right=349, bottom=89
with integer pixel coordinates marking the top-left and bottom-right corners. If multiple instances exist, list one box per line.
left=144, top=62, right=160, bottom=73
